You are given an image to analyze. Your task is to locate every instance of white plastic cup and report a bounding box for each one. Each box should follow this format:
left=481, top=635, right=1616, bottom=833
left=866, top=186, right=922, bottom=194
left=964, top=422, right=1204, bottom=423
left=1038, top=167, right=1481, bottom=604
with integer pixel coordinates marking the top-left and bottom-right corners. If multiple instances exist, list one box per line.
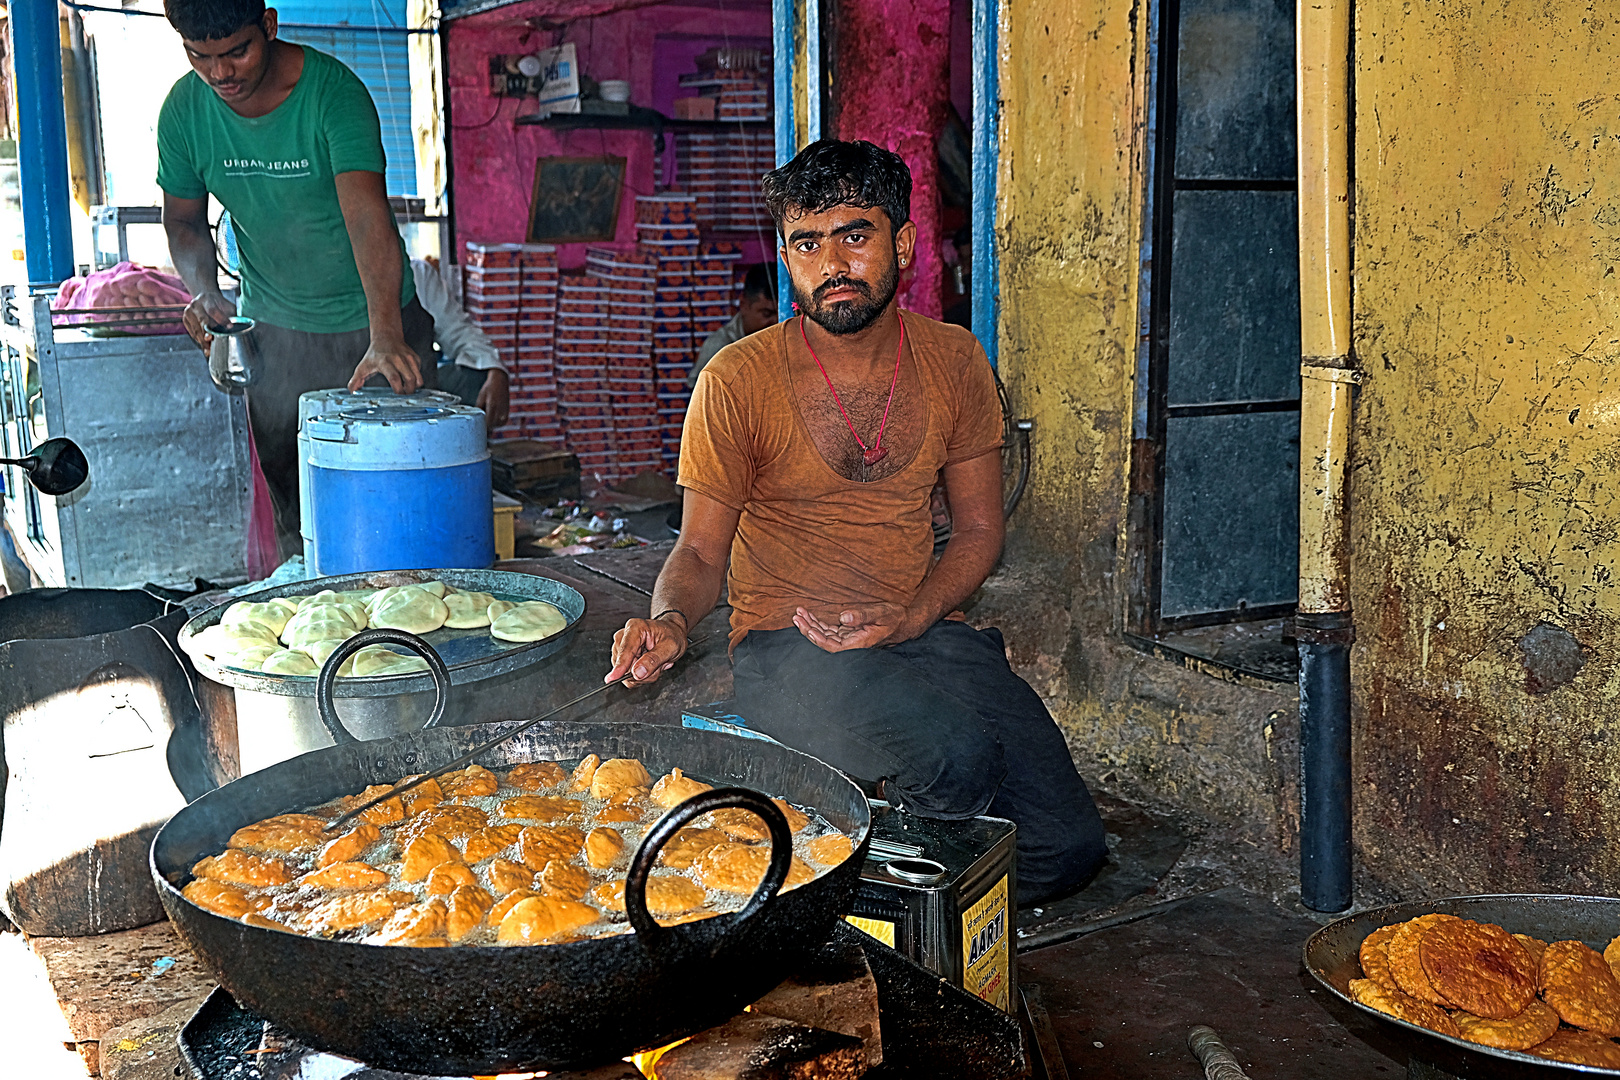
left=599, top=80, right=631, bottom=103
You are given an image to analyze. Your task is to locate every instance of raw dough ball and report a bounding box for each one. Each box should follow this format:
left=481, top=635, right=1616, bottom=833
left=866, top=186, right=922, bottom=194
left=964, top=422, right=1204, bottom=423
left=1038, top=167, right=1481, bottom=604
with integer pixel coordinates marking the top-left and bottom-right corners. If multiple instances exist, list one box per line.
left=367, top=582, right=445, bottom=614
left=442, top=591, right=496, bottom=629
left=284, top=612, right=360, bottom=649
left=490, top=601, right=569, bottom=643
left=371, top=588, right=450, bottom=634
left=297, top=637, right=350, bottom=668
left=182, top=624, right=230, bottom=660
left=221, top=600, right=292, bottom=637
left=347, top=645, right=431, bottom=677
left=299, top=591, right=369, bottom=630
left=487, top=599, right=516, bottom=623
left=417, top=580, right=447, bottom=599
left=224, top=644, right=280, bottom=671
left=260, top=649, right=319, bottom=676
left=220, top=623, right=280, bottom=652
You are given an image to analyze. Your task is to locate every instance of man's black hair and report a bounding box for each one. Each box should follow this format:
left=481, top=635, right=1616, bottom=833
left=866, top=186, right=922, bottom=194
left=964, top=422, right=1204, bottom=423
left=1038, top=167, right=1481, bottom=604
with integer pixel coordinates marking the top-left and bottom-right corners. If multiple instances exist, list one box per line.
left=762, top=139, right=912, bottom=239
left=164, top=0, right=267, bottom=41
left=740, top=262, right=777, bottom=301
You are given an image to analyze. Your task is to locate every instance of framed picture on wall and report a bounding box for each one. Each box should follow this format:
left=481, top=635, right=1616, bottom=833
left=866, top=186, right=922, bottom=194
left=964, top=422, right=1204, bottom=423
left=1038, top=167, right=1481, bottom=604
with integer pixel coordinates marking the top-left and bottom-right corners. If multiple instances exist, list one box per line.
left=527, top=155, right=626, bottom=243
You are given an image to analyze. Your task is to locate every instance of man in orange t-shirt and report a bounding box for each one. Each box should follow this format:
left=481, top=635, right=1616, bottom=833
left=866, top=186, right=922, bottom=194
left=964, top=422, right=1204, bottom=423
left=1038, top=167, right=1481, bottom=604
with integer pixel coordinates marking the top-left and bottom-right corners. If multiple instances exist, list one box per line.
left=607, top=140, right=1105, bottom=904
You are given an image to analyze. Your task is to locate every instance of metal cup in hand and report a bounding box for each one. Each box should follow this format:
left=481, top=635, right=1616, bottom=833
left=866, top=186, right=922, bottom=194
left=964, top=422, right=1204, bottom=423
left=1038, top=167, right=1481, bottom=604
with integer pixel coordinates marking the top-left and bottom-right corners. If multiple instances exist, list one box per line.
left=207, top=316, right=259, bottom=391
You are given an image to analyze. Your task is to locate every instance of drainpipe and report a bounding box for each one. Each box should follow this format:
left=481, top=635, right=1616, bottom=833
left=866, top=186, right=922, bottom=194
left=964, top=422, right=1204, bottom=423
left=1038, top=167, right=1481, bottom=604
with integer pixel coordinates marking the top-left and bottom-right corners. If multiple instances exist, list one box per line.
left=1295, top=0, right=1359, bottom=913
left=15, top=0, right=76, bottom=285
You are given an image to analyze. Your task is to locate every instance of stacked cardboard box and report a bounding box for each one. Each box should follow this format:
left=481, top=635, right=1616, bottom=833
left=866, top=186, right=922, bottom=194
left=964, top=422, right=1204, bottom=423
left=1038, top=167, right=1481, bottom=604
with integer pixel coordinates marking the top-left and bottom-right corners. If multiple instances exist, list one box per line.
left=635, top=195, right=703, bottom=470
left=554, top=275, right=616, bottom=482
left=677, top=68, right=771, bottom=122
left=677, top=129, right=776, bottom=233
left=463, top=242, right=559, bottom=444
left=585, top=246, right=662, bottom=479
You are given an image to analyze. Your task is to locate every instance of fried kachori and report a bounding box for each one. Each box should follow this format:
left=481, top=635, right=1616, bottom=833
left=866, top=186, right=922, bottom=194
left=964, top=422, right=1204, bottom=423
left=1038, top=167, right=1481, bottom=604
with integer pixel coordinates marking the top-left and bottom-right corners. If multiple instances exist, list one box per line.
left=1540, top=939, right=1620, bottom=1036
left=1348, top=978, right=1461, bottom=1037
left=1451, top=999, right=1560, bottom=1051
left=1526, top=1029, right=1620, bottom=1068
left=1419, top=918, right=1537, bottom=1019
left=1388, top=914, right=1462, bottom=1006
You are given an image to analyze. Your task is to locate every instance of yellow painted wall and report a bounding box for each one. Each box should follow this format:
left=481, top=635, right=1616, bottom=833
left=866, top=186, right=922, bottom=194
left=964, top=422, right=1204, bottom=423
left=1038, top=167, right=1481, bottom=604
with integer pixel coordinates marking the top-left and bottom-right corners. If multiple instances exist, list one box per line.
left=993, top=0, right=1302, bottom=841
left=1350, top=2, right=1620, bottom=893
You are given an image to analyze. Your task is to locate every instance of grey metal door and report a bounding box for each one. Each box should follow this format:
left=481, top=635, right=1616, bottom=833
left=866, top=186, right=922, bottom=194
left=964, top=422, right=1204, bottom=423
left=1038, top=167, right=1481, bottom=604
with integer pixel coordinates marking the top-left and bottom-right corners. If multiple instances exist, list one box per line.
left=1137, top=0, right=1299, bottom=629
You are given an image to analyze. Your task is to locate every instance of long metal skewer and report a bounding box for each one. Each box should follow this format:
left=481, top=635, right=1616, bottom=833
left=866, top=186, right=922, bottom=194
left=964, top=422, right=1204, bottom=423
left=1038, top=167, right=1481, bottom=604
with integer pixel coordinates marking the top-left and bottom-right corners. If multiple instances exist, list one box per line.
left=323, top=635, right=710, bottom=833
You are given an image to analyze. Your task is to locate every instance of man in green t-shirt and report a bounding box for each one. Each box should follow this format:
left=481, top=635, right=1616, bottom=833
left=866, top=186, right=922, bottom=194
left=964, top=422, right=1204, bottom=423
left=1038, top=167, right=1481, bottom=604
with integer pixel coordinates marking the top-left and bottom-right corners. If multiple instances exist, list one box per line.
left=158, top=0, right=435, bottom=559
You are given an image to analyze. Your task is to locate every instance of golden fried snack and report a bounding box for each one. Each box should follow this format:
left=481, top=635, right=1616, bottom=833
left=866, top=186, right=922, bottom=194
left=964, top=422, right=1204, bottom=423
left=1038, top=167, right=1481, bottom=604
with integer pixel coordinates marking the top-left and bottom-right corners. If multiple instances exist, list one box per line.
left=446, top=885, right=493, bottom=941
left=518, top=824, right=586, bottom=870
left=806, top=833, right=854, bottom=867
left=598, top=803, right=644, bottom=824
left=694, top=843, right=816, bottom=895
left=539, top=860, right=592, bottom=900
left=1348, top=978, right=1461, bottom=1037
left=656, top=827, right=729, bottom=870
left=440, top=763, right=500, bottom=799
left=401, top=833, right=463, bottom=882
left=1514, top=934, right=1548, bottom=968
left=302, top=861, right=389, bottom=890
left=369, top=899, right=448, bottom=945
left=488, top=858, right=536, bottom=896
left=345, top=784, right=405, bottom=826
left=192, top=849, right=293, bottom=888
left=401, top=804, right=488, bottom=843
left=652, top=768, right=712, bottom=809
left=774, top=799, right=810, bottom=833
left=183, top=879, right=261, bottom=919
left=426, top=862, right=479, bottom=896
left=1453, top=998, right=1560, bottom=1051
left=1526, top=1029, right=1620, bottom=1068
left=569, top=754, right=600, bottom=792
left=508, top=761, right=568, bottom=790
left=1605, top=934, right=1620, bottom=975
left=242, top=912, right=296, bottom=933
left=1420, top=919, right=1536, bottom=1019
left=585, top=826, right=625, bottom=869
left=399, top=777, right=443, bottom=817
left=499, top=795, right=584, bottom=823
left=305, top=890, right=397, bottom=932
left=590, top=876, right=709, bottom=917
left=1540, top=940, right=1620, bottom=1035
left=1388, top=915, right=1461, bottom=1006
left=497, top=897, right=600, bottom=944
left=706, top=808, right=773, bottom=842
left=489, top=889, right=536, bottom=926
left=590, top=758, right=653, bottom=801
left=1356, top=924, right=1402, bottom=991
left=317, top=823, right=381, bottom=868
left=229, top=813, right=327, bottom=855
left=462, top=824, right=522, bottom=864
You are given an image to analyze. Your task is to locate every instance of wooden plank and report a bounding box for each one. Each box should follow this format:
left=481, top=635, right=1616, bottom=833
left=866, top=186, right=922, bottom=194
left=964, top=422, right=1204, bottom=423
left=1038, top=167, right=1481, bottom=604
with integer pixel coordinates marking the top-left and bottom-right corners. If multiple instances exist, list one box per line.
left=28, top=921, right=216, bottom=1044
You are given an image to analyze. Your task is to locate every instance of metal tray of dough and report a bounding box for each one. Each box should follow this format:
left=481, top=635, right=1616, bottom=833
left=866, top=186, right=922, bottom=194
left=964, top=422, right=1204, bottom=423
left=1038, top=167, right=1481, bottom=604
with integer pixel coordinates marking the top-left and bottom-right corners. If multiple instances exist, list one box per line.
left=1304, top=893, right=1620, bottom=1077
left=178, top=568, right=584, bottom=699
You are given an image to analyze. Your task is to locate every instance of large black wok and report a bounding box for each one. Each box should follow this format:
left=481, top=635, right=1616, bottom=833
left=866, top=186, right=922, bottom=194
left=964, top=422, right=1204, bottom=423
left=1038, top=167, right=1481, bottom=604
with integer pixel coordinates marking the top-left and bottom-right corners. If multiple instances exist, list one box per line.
left=1304, top=894, right=1620, bottom=1078
left=151, top=718, right=872, bottom=1074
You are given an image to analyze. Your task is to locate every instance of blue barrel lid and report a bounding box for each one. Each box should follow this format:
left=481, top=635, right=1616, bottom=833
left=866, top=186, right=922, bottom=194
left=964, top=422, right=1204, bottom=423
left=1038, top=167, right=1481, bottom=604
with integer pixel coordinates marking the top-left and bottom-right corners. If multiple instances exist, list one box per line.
left=297, top=386, right=461, bottom=429
left=305, top=403, right=488, bottom=471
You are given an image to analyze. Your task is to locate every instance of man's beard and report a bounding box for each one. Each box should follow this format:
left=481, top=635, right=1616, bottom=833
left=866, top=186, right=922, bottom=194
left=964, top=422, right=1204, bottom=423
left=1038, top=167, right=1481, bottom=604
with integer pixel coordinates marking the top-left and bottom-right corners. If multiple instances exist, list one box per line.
left=792, top=258, right=900, bottom=336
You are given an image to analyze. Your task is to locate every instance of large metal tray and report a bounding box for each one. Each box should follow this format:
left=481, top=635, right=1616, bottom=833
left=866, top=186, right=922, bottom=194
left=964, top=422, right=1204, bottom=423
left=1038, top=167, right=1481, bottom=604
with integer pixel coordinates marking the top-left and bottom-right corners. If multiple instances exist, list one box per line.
left=178, top=568, right=584, bottom=699
left=1304, top=894, right=1620, bottom=1077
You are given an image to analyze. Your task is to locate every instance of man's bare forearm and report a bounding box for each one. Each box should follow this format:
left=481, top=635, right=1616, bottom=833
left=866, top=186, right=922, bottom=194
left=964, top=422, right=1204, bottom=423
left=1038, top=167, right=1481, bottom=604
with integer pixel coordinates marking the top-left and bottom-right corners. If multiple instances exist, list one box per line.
left=901, top=521, right=1002, bottom=634
left=334, top=172, right=405, bottom=344
left=164, top=218, right=220, bottom=299
left=649, top=542, right=727, bottom=630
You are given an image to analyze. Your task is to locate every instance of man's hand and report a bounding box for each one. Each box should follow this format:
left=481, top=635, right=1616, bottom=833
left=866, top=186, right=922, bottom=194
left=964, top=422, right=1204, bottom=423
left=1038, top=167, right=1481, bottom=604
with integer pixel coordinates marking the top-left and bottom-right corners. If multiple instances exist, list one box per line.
left=182, top=291, right=238, bottom=352
left=347, top=336, right=424, bottom=393
left=476, top=368, right=510, bottom=429
left=792, top=603, right=914, bottom=653
left=606, top=614, right=689, bottom=687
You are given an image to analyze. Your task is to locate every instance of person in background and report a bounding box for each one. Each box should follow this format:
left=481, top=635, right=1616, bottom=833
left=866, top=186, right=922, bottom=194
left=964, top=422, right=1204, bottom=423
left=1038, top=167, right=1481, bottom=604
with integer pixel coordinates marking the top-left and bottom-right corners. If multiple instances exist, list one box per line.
left=942, top=224, right=972, bottom=329
left=410, top=258, right=510, bottom=431
left=689, top=262, right=779, bottom=388
left=157, top=0, right=432, bottom=559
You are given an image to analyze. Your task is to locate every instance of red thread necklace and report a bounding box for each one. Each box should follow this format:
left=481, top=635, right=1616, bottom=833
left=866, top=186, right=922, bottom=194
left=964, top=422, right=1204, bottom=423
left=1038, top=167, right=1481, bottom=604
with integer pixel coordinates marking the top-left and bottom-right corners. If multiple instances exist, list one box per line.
left=799, top=312, right=905, bottom=476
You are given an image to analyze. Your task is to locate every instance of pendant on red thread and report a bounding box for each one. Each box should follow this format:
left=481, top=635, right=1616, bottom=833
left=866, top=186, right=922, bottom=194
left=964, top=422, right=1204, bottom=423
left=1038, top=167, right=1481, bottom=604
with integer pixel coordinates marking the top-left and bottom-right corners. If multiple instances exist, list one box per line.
left=862, top=447, right=888, bottom=467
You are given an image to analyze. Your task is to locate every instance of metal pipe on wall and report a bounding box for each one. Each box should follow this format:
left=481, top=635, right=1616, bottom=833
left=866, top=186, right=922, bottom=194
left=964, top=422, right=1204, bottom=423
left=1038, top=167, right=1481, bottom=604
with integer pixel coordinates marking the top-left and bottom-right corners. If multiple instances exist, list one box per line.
left=15, top=0, right=77, bottom=285
left=1295, top=0, right=1359, bottom=913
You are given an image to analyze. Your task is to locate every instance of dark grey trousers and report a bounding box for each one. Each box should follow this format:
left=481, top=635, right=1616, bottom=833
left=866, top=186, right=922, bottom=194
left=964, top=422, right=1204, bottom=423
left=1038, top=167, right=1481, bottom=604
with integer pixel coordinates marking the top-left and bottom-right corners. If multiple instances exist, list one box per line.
left=732, top=620, right=1109, bottom=905
left=245, top=298, right=436, bottom=560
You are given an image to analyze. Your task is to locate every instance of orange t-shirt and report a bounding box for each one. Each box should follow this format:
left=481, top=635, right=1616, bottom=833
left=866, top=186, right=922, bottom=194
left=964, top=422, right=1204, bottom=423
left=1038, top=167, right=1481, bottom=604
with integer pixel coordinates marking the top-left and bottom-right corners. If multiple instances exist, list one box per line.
left=678, top=312, right=1004, bottom=649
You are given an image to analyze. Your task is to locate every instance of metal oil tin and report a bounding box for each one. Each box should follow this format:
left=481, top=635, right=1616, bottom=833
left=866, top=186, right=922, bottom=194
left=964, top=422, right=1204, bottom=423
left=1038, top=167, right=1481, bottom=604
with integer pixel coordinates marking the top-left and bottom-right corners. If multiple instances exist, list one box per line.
left=845, top=800, right=1018, bottom=1014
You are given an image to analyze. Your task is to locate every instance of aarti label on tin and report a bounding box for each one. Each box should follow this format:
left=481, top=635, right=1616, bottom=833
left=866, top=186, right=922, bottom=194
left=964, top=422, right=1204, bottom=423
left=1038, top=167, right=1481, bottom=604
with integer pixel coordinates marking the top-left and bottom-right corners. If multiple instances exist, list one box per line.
left=844, top=914, right=897, bottom=948
left=961, top=874, right=1010, bottom=1011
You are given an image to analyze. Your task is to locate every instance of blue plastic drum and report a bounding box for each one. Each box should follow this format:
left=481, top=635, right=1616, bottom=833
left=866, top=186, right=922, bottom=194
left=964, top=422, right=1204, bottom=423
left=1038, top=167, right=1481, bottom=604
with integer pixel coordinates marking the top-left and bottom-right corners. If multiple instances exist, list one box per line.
left=304, top=403, right=493, bottom=575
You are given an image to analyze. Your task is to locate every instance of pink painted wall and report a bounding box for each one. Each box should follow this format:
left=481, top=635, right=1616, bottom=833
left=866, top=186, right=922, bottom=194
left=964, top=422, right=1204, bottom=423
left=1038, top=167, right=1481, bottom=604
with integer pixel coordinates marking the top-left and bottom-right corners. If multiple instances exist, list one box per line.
left=833, top=0, right=952, bottom=319
left=445, top=2, right=772, bottom=268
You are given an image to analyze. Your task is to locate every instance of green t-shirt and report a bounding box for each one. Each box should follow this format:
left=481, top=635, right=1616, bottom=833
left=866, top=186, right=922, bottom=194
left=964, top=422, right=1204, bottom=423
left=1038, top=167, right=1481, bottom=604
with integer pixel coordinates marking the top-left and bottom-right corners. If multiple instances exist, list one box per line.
left=156, top=46, right=414, bottom=334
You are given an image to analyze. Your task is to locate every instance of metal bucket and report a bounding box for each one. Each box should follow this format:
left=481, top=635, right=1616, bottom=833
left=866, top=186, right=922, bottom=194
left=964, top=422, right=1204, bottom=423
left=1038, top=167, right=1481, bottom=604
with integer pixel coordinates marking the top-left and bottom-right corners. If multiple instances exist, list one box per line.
left=179, top=569, right=585, bottom=779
